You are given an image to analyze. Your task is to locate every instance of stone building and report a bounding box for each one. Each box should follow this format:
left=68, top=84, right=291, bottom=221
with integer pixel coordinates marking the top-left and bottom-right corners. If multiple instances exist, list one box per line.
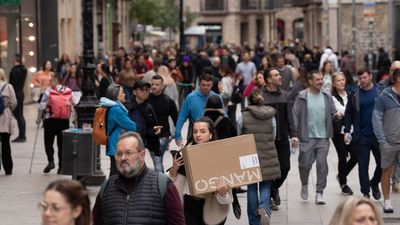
left=184, top=0, right=399, bottom=67
left=0, top=0, right=130, bottom=102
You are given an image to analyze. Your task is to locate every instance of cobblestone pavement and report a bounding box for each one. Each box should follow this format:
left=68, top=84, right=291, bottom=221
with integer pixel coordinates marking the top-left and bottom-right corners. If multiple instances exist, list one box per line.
left=0, top=103, right=399, bottom=225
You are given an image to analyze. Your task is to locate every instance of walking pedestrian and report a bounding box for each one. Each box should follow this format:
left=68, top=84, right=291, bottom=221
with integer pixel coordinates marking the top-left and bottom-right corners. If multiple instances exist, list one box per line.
left=148, top=75, right=178, bottom=172
left=167, top=117, right=232, bottom=225
left=292, top=70, right=340, bottom=204
left=92, top=132, right=186, bottom=225
left=372, top=68, right=400, bottom=213
left=331, top=72, right=357, bottom=195
left=100, top=84, right=137, bottom=176
left=242, top=90, right=280, bottom=225
left=40, top=179, right=91, bottom=225
left=175, top=73, right=219, bottom=147
left=32, top=60, right=53, bottom=102
left=0, top=68, right=17, bottom=175
left=320, top=60, right=334, bottom=93
left=261, top=68, right=296, bottom=209
left=9, top=54, right=27, bottom=142
left=275, top=55, right=295, bottom=92
left=37, top=73, right=72, bottom=174
left=344, top=69, right=382, bottom=199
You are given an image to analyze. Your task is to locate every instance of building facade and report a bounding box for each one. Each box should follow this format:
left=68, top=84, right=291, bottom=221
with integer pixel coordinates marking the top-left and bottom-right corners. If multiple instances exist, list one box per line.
left=0, top=0, right=130, bottom=102
left=185, top=0, right=399, bottom=67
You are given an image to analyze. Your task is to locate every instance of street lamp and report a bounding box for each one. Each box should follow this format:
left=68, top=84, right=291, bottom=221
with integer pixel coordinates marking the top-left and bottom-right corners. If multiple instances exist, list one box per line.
left=74, top=0, right=105, bottom=185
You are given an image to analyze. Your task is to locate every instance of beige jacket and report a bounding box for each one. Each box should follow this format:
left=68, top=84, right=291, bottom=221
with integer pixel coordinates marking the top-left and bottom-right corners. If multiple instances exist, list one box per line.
left=0, top=82, right=17, bottom=134
left=166, top=172, right=232, bottom=225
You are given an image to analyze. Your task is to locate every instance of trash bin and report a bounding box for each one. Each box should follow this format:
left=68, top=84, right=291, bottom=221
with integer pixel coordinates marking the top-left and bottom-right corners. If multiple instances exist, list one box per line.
left=62, top=128, right=96, bottom=177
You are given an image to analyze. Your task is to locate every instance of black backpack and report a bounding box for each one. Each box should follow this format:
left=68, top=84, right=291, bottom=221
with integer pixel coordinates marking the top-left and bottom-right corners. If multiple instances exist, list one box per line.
left=231, top=84, right=244, bottom=104
left=0, top=84, right=8, bottom=115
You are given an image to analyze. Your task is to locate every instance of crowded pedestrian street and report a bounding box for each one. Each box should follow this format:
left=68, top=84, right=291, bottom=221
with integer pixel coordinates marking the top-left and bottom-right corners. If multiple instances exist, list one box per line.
left=0, top=103, right=399, bottom=225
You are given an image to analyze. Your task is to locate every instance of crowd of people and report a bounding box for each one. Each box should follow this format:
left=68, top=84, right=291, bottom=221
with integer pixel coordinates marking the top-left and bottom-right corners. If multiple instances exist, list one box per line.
left=1, top=41, right=400, bottom=225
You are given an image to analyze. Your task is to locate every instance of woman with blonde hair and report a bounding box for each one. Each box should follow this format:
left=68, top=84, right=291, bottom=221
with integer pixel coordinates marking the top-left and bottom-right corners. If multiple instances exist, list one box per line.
left=328, top=196, right=383, bottom=225
left=0, top=68, right=17, bottom=175
left=158, top=65, right=179, bottom=108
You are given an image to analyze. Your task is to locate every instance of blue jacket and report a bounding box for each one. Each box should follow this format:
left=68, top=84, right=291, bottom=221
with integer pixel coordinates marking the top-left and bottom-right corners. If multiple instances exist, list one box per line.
left=372, top=87, right=400, bottom=144
left=175, top=90, right=218, bottom=141
left=100, top=97, right=137, bottom=156
left=344, top=83, right=383, bottom=141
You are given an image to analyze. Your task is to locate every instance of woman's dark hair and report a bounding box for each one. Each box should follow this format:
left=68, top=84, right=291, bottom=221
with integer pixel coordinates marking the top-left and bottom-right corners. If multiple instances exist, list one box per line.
left=219, top=64, right=233, bottom=76
left=42, top=60, right=52, bottom=71
left=297, top=66, right=308, bottom=85
left=105, top=83, right=122, bottom=101
left=45, top=179, right=90, bottom=225
left=342, top=69, right=355, bottom=85
left=249, top=90, right=264, bottom=106
left=192, top=117, right=217, bottom=142
left=321, top=60, right=333, bottom=75
left=205, top=95, right=223, bottom=109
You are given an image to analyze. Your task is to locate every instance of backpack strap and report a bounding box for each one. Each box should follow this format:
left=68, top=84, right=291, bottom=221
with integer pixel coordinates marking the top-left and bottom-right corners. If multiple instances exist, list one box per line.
left=100, top=173, right=168, bottom=203
left=158, top=172, right=168, bottom=201
left=214, top=116, right=224, bottom=127
left=0, top=84, right=7, bottom=95
left=99, top=176, right=112, bottom=200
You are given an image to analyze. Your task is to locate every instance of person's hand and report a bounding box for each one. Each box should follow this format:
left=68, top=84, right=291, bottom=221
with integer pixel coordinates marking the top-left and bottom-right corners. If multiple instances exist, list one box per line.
left=175, top=139, right=183, bottom=147
left=170, top=153, right=184, bottom=178
left=336, top=112, right=344, bottom=120
left=154, top=126, right=162, bottom=135
left=216, top=177, right=229, bottom=197
left=291, top=137, right=299, bottom=146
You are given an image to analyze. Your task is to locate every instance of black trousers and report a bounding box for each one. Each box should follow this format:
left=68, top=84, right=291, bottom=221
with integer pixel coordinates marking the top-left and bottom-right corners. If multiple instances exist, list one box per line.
left=184, top=195, right=226, bottom=225
left=43, top=118, right=69, bottom=168
left=332, top=133, right=358, bottom=185
left=12, top=92, right=26, bottom=138
left=272, top=139, right=291, bottom=190
left=227, top=104, right=237, bottom=130
left=0, top=133, right=12, bottom=174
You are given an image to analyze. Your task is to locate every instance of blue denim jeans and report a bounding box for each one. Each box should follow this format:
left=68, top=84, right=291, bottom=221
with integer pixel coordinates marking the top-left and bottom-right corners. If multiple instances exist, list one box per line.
left=247, top=180, right=272, bottom=225
left=154, top=137, right=170, bottom=172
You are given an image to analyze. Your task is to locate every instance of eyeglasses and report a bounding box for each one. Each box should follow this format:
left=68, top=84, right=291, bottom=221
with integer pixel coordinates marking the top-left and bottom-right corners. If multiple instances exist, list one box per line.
left=38, top=201, right=70, bottom=214
left=116, top=150, right=140, bottom=158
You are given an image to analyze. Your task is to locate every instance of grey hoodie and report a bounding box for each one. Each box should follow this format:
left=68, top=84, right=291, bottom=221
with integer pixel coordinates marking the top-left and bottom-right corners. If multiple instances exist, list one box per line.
left=292, top=89, right=338, bottom=141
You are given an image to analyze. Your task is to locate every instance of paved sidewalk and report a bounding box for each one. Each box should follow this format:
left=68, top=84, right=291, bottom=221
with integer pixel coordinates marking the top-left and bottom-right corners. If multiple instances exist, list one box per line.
left=0, top=103, right=399, bottom=225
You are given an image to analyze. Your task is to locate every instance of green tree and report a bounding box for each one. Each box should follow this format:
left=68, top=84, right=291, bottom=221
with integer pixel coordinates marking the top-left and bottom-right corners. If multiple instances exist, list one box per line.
left=129, top=0, right=161, bottom=42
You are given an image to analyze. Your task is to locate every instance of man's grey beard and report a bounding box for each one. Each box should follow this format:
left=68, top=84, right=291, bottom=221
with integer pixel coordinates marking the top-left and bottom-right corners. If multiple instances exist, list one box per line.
left=117, top=160, right=142, bottom=178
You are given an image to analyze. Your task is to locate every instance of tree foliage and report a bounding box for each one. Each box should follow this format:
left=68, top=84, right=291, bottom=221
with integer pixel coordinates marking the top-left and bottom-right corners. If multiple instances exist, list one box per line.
left=129, top=0, right=197, bottom=30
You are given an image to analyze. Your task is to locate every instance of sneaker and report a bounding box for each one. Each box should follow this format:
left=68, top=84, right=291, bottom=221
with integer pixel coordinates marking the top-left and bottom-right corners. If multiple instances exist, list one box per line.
left=370, top=182, right=382, bottom=200
left=315, top=192, right=326, bottom=205
left=11, top=137, right=26, bottom=143
left=257, top=208, right=270, bottom=225
left=301, top=184, right=308, bottom=200
left=271, top=188, right=281, bottom=206
left=341, top=184, right=353, bottom=195
left=383, top=200, right=394, bottom=213
left=392, top=182, right=400, bottom=193
left=43, top=162, right=55, bottom=173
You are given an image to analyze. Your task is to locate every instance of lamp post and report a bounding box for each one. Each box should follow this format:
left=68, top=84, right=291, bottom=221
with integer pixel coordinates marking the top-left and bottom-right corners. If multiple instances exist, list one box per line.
left=74, top=0, right=105, bottom=185
left=179, top=0, right=185, bottom=54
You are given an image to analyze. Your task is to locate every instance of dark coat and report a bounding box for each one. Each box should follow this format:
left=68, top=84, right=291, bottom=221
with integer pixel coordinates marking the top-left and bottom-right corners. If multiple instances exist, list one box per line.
left=204, top=109, right=237, bottom=140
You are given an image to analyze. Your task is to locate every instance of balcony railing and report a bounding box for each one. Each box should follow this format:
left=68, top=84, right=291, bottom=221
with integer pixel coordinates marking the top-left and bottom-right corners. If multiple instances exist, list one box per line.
left=240, top=0, right=260, bottom=10
left=200, top=0, right=228, bottom=14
